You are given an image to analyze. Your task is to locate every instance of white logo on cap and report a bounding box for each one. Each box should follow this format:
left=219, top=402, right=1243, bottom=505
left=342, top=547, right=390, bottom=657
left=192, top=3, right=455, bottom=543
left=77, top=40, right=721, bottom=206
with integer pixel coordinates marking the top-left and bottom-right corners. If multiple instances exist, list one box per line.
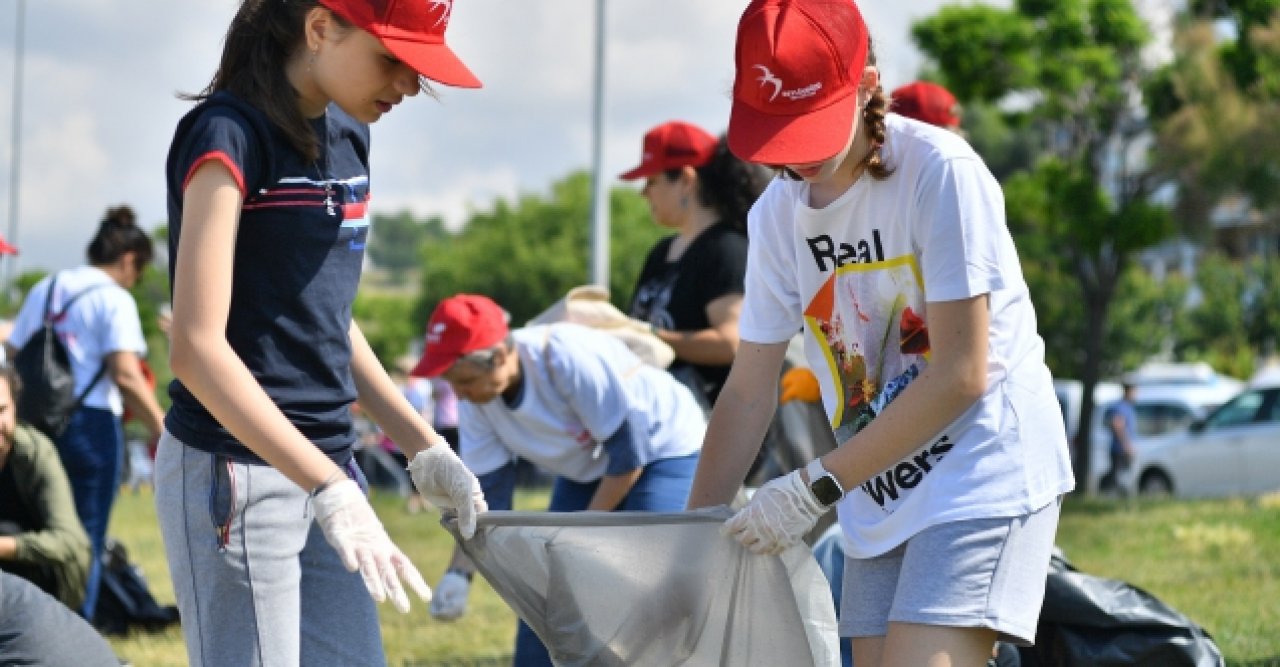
left=427, top=0, right=452, bottom=27
left=754, top=65, right=782, bottom=102
left=427, top=321, right=448, bottom=343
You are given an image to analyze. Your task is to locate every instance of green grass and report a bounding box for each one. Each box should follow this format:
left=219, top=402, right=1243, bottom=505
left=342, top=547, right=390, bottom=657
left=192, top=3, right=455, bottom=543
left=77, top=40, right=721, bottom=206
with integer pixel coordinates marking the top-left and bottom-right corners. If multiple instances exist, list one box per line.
left=106, top=489, right=1280, bottom=666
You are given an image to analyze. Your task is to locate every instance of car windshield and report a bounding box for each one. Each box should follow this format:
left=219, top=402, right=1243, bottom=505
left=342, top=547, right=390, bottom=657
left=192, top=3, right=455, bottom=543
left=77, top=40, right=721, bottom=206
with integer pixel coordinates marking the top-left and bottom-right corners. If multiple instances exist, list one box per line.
left=1204, top=390, right=1272, bottom=429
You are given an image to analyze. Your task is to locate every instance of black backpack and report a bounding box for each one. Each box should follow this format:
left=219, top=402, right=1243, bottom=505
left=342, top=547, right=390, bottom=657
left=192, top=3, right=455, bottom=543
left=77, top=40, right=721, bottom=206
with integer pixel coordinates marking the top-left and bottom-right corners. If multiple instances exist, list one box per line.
left=13, top=274, right=107, bottom=439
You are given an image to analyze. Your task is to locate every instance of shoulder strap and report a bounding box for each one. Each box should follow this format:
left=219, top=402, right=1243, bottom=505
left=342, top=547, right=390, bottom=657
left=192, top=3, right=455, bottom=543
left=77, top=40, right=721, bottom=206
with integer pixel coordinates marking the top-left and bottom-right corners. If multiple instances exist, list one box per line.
left=47, top=272, right=113, bottom=402
left=40, top=274, right=60, bottom=321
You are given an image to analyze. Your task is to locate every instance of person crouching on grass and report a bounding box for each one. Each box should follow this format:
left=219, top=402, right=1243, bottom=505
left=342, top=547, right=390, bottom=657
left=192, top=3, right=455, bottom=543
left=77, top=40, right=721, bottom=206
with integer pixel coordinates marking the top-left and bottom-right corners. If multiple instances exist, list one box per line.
left=409, top=294, right=705, bottom=667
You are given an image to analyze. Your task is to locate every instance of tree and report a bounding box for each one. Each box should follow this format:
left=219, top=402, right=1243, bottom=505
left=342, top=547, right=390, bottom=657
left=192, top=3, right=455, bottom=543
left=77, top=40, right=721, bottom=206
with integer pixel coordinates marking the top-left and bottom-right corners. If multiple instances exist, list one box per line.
left=913, top=0, right=1174, bottom=490
left=413, top=172, right=662, bottom=336
left=1149, top=13, right=1280, bottom=248
left=366, top=211, right=447, bottom=281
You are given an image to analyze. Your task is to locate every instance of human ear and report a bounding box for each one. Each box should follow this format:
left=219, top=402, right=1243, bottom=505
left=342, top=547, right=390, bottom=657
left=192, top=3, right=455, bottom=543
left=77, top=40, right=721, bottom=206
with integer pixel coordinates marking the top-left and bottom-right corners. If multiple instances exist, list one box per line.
left=303, top=7, right=336, bottom=51
left=858, top=67, right=880, bottom=102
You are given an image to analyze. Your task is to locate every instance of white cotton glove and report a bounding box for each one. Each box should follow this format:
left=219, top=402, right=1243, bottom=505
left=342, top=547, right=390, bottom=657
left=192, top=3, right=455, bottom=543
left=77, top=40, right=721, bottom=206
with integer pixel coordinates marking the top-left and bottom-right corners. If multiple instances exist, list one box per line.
left=312, top=479, right=431, bottom=613
left=722, top=470, right=830, bottom=555
left=429, top=570, right=472, bottom=621
left=408, top=445, right=487, bottom=539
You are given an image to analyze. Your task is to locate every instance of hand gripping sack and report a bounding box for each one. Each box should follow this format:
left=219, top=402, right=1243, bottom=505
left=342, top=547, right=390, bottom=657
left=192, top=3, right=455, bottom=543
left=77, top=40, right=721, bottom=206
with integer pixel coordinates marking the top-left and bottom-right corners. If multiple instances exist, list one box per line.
left=13, top=275, right=107, bottom=438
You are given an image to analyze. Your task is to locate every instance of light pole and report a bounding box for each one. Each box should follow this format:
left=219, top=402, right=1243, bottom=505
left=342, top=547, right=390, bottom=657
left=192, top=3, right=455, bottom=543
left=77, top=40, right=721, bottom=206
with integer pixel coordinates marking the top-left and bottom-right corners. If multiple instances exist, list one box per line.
left=587, top=0, right=609, bottom=288
left=6, top=0, right=26, bottom=290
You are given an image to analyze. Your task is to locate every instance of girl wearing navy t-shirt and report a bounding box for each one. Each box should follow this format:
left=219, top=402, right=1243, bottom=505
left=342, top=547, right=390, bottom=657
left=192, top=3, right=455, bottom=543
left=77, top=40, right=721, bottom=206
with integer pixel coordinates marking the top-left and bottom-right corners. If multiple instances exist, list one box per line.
left=155, top=2, right=486, bottom=664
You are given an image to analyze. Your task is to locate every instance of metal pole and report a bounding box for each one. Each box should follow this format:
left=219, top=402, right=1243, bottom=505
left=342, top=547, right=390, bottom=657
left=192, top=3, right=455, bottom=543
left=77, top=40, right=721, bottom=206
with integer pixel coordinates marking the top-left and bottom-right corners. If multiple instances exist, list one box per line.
left=7, top=0, right=26, bottom=290
left=587, top=0, right=609, bottom=287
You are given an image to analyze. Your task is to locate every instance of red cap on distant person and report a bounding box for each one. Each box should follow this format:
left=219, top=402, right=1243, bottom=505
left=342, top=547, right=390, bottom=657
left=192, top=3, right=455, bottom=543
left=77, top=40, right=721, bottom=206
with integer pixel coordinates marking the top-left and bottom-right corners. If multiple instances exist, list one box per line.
left=891, top=81, right=960, bottom=128
left=411, top=294, right=509, bottom=377
left=728, top=0, right=870, bottom=165
left=0, top=235, right=17, bottom=255
left=319, top=0, right=481, bottom=88
left=619, top=121, right=719, bottom=181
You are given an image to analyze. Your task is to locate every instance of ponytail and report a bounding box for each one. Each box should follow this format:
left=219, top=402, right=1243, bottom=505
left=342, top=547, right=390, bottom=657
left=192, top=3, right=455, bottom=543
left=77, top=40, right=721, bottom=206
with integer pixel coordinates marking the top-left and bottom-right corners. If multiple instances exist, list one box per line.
left=87, top=205, right=154, bottom=268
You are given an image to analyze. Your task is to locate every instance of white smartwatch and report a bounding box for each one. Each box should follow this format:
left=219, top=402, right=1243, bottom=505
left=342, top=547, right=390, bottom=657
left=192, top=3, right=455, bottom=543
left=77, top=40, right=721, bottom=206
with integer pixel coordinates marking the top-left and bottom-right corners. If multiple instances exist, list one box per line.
left=805, top=458, right=846, bottom=507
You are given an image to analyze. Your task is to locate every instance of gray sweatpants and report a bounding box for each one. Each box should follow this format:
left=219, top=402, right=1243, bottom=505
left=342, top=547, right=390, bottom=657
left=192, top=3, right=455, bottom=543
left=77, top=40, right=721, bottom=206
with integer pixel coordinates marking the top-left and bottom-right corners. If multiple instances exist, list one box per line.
left=154, top=431, right=385, bottom=667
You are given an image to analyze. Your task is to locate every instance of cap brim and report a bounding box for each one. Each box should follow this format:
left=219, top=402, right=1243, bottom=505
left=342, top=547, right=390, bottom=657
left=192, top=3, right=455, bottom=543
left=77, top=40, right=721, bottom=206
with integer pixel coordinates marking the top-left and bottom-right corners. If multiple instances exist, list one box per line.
left=409, top=351, right=452, bottom=378
left=385, top=39, right=482, bottom=89
left=728, top=95, right=857, bottom=166
left=618, top=162, right=659, bottom=181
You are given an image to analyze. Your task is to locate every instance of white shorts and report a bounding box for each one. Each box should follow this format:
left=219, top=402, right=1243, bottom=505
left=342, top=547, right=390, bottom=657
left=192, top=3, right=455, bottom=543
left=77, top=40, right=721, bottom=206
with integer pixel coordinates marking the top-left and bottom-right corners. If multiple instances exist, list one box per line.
left=839, top=497, right=1062, bottom=645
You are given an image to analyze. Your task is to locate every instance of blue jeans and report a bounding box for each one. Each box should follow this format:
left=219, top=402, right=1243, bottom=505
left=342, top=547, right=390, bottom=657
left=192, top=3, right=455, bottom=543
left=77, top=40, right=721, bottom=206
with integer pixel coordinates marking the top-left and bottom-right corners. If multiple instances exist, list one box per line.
left=513, top=453, right=700, bottom=667
left=54, top=407, right=123, bottom=620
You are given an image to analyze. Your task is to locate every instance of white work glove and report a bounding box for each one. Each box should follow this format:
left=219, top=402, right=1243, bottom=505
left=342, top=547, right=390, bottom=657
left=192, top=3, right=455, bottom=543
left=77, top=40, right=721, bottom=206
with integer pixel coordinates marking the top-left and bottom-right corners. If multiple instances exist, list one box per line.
left=429, top=570, right=472, bottom=620
left=408, top=445, right=487, bottom=539
left=312, top=479, right=431, bottom=613
left=723, top=470, right=830, bottom=555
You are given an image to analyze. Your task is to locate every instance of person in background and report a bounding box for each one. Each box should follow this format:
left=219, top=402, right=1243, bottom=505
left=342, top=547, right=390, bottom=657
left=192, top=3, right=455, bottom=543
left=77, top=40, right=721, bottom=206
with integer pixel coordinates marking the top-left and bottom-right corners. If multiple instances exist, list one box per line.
left=890, top=80, right=962, bottom=131
left=410, top=294, right=706, bottom=667
left=5, top=205, right=165, bottom=621
left=687, top=1, right=1074, bottom=666
left=0, top=364, right=92, bottom=610
left=621, top=121, right=771, bottom=411
left=1104, top=381, right=1139, bottom=497
left=431, top=376, right=460, bottom=452
left=154, top=1, right=486, bottom=664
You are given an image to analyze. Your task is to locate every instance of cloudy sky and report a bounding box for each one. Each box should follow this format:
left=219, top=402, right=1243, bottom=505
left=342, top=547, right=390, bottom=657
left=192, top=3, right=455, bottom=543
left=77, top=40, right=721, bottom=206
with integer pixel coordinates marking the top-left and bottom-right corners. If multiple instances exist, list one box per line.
left=0, top=0, right=1010, bottom=273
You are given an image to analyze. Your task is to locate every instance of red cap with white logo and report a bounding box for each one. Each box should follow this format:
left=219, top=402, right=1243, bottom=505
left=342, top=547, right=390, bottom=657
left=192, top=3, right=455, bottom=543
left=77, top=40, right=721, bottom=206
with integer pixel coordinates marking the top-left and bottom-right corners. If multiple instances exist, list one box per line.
left=320, top=0, right=481, bottom=88
left=410, top=294, right=509, bottom=377
left=728, top=0, right=869, bottom=165
left=618, top=121, right=719, bottom=181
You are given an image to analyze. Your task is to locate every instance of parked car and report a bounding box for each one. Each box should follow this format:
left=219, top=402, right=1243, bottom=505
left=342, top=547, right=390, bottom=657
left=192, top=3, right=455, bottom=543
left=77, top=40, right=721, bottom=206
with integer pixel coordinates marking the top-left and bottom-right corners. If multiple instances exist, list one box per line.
left=1056, top=363, right=1244, bottom=493
left=1134, top=377, right=1280, bottom=497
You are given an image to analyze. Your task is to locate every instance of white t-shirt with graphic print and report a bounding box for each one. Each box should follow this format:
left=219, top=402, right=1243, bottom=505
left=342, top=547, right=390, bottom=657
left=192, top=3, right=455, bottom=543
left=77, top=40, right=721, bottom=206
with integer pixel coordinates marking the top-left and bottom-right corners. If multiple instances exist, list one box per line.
left=740, top=114, right=1074, bottom=559
left=458, top=324, right=705, bottom=483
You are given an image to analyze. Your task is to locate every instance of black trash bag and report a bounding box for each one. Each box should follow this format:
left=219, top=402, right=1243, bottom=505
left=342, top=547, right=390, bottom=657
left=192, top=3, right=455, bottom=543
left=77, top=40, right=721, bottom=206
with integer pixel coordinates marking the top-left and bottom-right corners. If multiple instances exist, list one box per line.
left=93, top=538, right=180, bottom=636
left=1017, top=550, right=1224, bottom=667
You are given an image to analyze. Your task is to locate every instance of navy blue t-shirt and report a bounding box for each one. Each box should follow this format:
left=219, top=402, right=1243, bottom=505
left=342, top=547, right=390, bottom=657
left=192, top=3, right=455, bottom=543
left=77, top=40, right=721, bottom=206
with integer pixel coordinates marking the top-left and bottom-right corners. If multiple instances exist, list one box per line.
left=164, top=91, right=371, bottom=465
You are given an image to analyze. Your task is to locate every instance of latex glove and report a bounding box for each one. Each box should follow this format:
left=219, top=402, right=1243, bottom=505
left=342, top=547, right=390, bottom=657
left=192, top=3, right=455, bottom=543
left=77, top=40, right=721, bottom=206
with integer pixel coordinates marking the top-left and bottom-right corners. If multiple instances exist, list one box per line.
left=723, top=470, right=829, bottom=555
left=779, top=367, right=821, bottom=404
left=408, top=445, right=487, bottom=539
left=312, top=479, right=431, bottom=613
left=429, top=570, right=472, bottom=620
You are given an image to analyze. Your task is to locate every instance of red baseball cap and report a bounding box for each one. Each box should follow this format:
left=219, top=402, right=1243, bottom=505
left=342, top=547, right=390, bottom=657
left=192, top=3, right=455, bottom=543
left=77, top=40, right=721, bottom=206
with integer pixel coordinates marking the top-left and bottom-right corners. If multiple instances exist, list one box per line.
left=319, top=0, right=481, bottom=88
left=618, top=121, right=718, bottom=181
left=891, top=81, right=960, bottom=128
left=0, top=235, right=17, bottom=255
left=728, top=0, right=869, bottom=165
left=410, top=294, right=509, bottom=377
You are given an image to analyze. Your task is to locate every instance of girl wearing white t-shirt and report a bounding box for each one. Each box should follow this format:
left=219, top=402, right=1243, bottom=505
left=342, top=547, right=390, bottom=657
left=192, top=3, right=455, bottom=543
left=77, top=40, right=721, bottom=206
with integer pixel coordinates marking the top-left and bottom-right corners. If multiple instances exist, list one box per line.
left=687, top=1, right=1075, bottom=665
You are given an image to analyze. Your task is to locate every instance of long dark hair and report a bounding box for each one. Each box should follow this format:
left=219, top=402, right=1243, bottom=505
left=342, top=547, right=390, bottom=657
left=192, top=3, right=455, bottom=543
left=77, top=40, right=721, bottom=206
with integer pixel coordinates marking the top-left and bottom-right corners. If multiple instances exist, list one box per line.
left=664, top=138, right=771, bottom=234
left=184, top=0, right=339, bottom=162
left=87, top=205, right=154, bottom=269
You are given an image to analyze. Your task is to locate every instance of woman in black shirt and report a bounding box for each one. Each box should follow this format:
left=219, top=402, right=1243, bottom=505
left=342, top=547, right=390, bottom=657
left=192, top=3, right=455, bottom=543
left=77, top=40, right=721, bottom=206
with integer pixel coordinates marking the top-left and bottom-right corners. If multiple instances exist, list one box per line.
left=621, top=121, right=770, bottom=408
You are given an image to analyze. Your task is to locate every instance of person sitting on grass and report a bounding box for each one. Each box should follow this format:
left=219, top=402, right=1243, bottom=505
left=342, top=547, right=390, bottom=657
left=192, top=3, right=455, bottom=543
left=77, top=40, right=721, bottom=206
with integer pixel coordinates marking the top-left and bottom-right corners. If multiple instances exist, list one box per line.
left=0, top=363, right=93, bottom=610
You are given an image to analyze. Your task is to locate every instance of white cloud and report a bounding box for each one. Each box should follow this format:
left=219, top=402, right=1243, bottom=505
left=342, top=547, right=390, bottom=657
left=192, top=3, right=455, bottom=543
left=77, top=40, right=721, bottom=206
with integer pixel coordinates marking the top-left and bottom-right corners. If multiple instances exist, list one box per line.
left=0, top=0, right=1029, bottom=273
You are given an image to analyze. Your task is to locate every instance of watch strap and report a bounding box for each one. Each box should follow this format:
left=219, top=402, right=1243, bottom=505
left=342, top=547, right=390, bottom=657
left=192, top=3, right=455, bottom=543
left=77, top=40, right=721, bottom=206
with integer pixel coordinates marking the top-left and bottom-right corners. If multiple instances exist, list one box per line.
left=805, top=458, right=846, bottom=505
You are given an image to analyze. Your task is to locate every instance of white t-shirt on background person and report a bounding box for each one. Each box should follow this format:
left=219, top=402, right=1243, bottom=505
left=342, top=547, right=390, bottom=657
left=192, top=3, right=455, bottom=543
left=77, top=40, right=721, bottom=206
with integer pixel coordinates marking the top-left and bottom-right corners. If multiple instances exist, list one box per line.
left=739, top=115, right=1074, bottom=558
left=8, top=265, right=147, bottom=416
left=459, top=324, right=706, bottom=483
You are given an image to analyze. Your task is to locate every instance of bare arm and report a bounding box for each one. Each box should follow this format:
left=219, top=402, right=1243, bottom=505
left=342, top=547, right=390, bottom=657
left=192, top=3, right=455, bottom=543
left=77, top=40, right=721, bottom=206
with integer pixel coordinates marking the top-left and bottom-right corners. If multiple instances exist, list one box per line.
left=654, top=293, right=742, bottom=366
left=168, top=162, right=341, bottom=492
left=108, top=350, right=164, bottom=439
left=687, top=339, right=789, bottom=508
left=348, top=321, right=446, bottom=460
left=823, top=296, right=991, bottom=492
left=586, top=468, right=645, bottom=511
